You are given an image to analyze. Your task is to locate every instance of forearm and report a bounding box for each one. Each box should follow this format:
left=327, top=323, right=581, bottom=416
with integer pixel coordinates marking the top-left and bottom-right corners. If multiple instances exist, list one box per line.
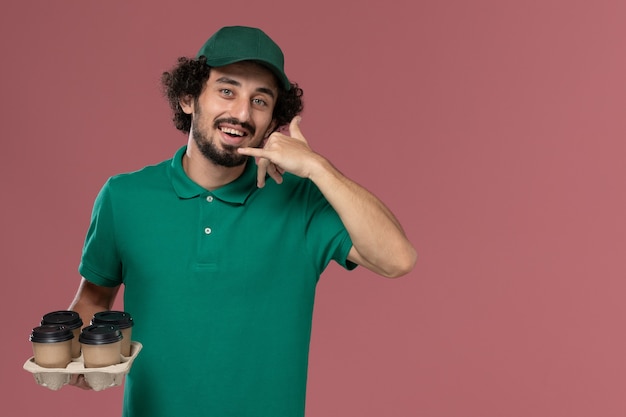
left=69, top=278, right=120, bottom=328
left=309, top=157, right=417, bottom=278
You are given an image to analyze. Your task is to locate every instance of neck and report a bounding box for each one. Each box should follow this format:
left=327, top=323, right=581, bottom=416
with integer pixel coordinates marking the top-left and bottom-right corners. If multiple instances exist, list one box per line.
left=182, top=141, right=246, bottom=191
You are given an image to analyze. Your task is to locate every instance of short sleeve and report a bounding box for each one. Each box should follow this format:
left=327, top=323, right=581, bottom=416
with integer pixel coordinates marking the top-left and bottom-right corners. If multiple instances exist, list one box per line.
left=78, top=179, right=123, bottom=287
left=302, top=181, right=358, bottom=274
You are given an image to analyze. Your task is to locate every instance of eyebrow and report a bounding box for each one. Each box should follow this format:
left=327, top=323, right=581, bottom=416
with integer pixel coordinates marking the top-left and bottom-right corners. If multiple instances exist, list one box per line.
left=215, top=77, right=276, bottom=99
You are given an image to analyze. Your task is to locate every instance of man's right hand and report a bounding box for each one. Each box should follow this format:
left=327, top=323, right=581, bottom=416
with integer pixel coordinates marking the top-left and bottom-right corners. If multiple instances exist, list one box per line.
left=69, top=374, right=92, bottom=390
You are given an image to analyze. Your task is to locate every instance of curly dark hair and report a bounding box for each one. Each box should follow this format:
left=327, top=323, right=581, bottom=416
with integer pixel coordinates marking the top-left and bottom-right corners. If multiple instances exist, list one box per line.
left=161, top=56, right=304, bottom=134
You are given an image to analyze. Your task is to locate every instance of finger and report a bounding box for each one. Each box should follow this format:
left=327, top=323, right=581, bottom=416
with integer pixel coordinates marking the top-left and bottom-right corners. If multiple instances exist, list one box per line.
left=69, top=374, right=92, bottom=390
left=289, top=116, right=304, bottom=140
left=237, top=147, right=264, bottom=157
left=267, top=163, right=284, bottom=185
left=256, top=157, right=270, bottom=188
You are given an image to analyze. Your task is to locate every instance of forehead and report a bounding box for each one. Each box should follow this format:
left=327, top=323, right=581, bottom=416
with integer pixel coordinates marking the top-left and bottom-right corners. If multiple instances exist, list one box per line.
left=208, top=61, right=279, bottom=93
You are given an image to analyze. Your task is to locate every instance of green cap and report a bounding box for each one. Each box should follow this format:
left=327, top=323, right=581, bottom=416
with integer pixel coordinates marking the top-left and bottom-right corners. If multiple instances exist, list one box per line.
left=196, top=26, right=291, bottom=91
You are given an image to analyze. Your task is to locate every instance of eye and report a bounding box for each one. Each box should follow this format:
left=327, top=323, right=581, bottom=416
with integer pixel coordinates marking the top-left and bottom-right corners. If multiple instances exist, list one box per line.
left=220, top=89, right=233, bottom=96
left=252, top=98, right=267, bottom=107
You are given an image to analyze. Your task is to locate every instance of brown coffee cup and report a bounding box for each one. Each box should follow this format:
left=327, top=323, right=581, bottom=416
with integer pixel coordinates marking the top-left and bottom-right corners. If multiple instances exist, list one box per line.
left=30, top=325, right=74, bottom=368
left=41, top=310, right=83, bottom=359
left=79, top=324, right=123, bottom=368
left=91, top=311, right=134, bottom=357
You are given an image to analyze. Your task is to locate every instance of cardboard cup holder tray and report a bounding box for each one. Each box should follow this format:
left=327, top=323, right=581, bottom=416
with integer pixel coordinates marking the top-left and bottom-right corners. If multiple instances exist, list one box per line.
left=23, top=341, right=142, bottom=391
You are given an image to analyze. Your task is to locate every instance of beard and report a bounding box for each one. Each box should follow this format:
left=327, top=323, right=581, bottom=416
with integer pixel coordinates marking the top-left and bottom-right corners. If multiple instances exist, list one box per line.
left=191, top=115, right=257, bottom=168
left=192, top=126, right=247, bottom=168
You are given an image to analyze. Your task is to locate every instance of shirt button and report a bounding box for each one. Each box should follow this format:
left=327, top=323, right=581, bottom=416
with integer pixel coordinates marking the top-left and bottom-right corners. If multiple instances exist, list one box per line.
left=206, top=196, right=214, bottom=202
left=204, top=227, right=212, bottom=235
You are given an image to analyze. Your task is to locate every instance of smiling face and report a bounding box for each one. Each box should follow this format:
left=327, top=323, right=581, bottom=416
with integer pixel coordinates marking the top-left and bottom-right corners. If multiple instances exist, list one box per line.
left=183, top=61, right=279, bottom=167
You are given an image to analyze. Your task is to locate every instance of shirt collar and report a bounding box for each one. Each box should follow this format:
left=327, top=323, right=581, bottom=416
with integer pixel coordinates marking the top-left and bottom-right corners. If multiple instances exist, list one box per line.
left=169, top=145, right=258, bottom=204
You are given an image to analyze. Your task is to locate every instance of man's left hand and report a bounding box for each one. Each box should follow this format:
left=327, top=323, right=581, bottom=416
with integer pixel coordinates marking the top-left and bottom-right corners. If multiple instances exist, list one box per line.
left=238, top=116, right=322, bottom=188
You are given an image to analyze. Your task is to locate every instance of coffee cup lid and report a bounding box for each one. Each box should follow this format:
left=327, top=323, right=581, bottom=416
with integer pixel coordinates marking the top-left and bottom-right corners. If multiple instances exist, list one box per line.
left=79, top=324, right=123, bottom=345
left=30, top=325, right=74, bottom=343
left=92, top=310, right=134, bottom=329
left=41, top=310, right=83, bottom=330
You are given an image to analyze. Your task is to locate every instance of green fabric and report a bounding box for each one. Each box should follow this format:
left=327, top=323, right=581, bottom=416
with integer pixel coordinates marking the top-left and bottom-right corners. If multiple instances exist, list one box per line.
left=79, top=146, right=355, bottom=417
left=196, top=26, right=291, bottom=91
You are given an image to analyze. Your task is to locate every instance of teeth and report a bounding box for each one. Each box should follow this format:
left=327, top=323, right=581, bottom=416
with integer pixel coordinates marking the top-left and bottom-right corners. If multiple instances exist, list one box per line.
left=220, top=127, right=245, bottom=136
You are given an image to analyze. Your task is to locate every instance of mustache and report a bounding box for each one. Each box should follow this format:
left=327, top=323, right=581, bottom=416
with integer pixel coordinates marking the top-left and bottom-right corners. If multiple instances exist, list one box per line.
left=213, top=118, right=256, bottom=136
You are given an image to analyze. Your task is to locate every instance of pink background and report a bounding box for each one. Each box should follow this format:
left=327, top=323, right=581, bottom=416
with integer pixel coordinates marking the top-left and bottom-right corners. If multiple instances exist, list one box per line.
left=2, top=1, right=625, bottom=416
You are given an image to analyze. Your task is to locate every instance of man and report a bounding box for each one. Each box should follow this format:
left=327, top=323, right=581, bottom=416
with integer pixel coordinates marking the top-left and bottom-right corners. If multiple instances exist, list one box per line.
left=69, top=26, right=416, bottom=417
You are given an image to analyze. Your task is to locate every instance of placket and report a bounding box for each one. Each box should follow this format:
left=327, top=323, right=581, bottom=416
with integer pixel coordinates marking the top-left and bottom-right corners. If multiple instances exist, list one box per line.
left=196, top=193, right=218, bottom=268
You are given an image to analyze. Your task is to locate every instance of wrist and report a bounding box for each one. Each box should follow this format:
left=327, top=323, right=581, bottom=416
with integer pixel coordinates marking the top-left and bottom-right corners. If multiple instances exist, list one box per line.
left=307, top=155, right=340, bottom=185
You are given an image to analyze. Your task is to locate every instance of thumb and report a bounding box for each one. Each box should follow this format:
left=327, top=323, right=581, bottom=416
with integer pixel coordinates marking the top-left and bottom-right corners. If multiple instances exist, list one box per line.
left=289, top=116, right=304, bottom=139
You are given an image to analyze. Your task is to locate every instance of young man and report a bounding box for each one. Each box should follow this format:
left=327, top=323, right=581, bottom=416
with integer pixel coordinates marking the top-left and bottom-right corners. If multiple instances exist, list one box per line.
left=69, top=26, right=416, bottom=417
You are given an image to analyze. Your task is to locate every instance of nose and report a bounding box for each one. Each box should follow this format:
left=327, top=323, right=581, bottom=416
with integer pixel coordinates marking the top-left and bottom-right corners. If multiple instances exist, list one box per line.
left=229, top=96, right=252, bottom=123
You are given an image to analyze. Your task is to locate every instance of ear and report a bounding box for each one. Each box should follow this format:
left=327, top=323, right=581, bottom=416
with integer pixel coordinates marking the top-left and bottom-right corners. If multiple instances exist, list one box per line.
left=264, top=120, right=278, bottom=138
left=179, top=95, right=194, bottom=115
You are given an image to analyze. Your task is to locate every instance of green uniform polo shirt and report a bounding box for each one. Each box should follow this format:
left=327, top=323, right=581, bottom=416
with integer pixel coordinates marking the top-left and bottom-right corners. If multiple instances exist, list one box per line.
left=79, top=146, right=355, bottom=417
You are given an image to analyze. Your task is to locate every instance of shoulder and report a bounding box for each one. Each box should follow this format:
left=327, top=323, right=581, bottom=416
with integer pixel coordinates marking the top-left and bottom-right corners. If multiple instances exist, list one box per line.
left=105, top=158, right=171, bottom=191
left=251, top=173, right=328, bottom=217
